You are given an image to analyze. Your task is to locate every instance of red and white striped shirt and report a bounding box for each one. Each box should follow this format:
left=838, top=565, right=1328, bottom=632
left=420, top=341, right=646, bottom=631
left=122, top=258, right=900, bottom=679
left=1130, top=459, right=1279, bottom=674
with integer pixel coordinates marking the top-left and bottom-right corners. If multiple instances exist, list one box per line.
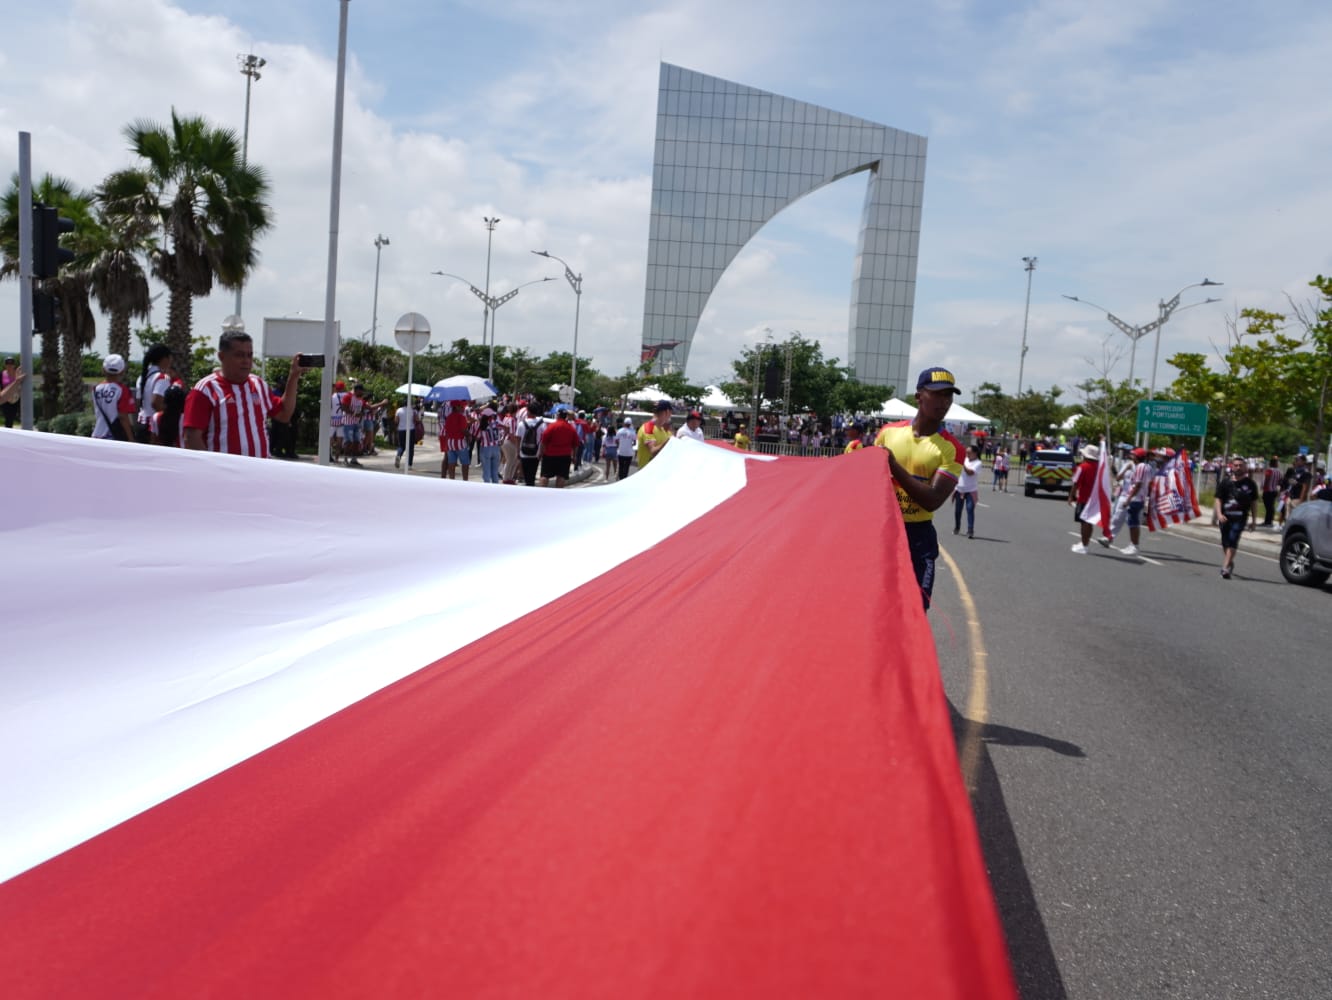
left=183, top=373, right=281, bottom=458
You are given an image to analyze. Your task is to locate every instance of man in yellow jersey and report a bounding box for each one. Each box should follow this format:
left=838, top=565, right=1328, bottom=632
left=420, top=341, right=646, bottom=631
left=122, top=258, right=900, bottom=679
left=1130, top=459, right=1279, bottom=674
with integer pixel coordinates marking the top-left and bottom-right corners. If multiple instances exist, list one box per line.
left=874, top=367, right=965, bottom=611
left=843, top=422, right=866, bottom=453
left=636, top=399, right=675, bottom=468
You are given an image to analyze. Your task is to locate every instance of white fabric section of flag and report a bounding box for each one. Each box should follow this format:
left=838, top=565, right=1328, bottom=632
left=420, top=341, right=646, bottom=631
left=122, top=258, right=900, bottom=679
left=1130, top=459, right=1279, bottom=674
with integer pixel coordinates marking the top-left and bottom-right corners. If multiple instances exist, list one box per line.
left=0, top=431, right=766, bottom=882
left=1078, top=437, right=1114, bottom=539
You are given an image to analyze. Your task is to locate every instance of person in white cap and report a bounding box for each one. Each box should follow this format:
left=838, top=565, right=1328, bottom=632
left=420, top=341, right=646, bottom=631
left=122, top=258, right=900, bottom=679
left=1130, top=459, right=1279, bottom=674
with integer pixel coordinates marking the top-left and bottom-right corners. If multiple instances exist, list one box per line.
left=1068, top=443, right=1101, bottom=553
left=615, top=416, right=637, bottom=479
left=90, top=354, right=136, bottom=442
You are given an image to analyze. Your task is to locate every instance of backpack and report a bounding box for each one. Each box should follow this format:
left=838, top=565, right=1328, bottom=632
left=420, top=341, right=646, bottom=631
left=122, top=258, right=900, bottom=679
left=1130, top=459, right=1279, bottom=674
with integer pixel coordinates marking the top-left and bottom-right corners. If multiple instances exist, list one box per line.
left=520, top=418, right=543, bottom=458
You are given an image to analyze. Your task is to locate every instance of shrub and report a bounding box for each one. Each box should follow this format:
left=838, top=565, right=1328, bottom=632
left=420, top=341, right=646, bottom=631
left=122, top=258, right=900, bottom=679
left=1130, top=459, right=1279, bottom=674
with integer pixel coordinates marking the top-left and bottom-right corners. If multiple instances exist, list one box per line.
left=51, top=413, right=81, bottom=436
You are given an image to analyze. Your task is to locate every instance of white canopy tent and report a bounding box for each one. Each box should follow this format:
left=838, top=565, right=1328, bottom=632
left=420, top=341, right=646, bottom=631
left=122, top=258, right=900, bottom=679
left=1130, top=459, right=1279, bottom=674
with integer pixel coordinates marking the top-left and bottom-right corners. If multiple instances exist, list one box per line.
left=699, top=385, right=735, bottom=410
left=625, top=384, right=664, bottom=404
left=878, top=397, right=991, bottom=426
left=878, top=398, right=917, bottom=419
left=944, top=401, right=991, bottom=426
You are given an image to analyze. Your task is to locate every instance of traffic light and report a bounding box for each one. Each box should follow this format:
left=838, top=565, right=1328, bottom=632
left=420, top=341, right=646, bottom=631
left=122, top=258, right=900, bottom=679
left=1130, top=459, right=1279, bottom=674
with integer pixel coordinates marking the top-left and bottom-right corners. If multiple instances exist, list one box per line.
left=32, top=204, right=75, bottom=279
left=33, top=290, right=58, bottom=333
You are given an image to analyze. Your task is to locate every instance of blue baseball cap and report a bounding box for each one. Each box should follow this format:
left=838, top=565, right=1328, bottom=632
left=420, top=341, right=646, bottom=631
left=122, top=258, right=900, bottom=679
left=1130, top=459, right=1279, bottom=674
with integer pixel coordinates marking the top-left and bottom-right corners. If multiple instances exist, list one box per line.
left=915, top=367, right=961, bottom=394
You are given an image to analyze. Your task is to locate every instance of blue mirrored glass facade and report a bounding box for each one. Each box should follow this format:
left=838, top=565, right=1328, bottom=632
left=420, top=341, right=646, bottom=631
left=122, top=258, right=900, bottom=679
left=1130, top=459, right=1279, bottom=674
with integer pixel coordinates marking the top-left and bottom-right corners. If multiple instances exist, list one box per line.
left=642, top=63, right=927, bottom=393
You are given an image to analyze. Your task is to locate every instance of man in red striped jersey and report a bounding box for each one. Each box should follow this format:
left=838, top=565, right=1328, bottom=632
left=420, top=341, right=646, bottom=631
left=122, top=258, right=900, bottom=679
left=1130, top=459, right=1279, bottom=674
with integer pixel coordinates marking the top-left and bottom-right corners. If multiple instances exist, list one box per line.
left=182, top=330, right=307, bottom=458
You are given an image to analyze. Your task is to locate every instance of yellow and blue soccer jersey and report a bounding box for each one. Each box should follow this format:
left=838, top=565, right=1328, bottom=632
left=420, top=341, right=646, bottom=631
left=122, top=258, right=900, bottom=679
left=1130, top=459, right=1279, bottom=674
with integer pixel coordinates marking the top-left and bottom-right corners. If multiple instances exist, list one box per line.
left=873, top=421, right=964, bottom=522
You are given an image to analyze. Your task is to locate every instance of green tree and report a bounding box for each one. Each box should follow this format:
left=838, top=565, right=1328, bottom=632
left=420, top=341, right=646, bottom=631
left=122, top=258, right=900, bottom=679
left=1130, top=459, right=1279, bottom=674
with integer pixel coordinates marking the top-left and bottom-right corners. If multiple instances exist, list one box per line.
left=1073, top=378, right=1140, bottom=446
left=1167, top=308, right=1290, bottom=458
left=1003, top=387, right=1066, bottom=440
left=1072, top=335, right=1139, bottom=444
left=0, top=174, right=100, bottom=416
left=115, top=110, right=272, bottom=364
left=719, top=332, right=871, bottom=420
left=1283, top=277, right=1332, bottom=450
left=92, top=170, right=157, bottom=362
left=831, top=377, right=893, bottom=417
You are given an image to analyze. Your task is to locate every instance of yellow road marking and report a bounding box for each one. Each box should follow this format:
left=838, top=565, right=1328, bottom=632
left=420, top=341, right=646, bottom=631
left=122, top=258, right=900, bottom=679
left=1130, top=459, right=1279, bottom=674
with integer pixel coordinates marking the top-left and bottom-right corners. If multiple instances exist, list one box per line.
left=937, top=546, right=987, bottom=793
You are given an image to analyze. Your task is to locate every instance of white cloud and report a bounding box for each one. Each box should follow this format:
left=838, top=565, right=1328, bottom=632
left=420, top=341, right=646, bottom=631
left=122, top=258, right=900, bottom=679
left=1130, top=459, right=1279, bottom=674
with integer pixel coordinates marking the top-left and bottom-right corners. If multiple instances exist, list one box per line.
left=1, top=0, right=1330, bottom=414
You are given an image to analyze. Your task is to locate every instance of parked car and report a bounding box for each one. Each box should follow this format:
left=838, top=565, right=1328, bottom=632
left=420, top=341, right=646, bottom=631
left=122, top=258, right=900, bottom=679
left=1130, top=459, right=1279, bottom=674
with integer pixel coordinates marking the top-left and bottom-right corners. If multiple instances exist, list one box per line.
left=1279, top=498, right=1332, bottom=586
left=1024, top=449, right=1074, bottom=498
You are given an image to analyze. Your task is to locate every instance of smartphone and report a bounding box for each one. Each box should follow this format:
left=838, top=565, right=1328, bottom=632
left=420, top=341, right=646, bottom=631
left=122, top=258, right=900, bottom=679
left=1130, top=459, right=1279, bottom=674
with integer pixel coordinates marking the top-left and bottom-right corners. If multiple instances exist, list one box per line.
left=300, top=354, right=326, bottom=368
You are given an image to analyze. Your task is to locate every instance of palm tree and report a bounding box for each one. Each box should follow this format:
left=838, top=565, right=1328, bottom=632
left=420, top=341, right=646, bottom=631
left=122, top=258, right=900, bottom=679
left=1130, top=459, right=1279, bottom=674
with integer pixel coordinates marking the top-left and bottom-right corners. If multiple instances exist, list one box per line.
left=0, top=174, right=98, bottom=417
left=92, top=170, right=156, bottom=361
left=118, top=110, right=272, bottom=363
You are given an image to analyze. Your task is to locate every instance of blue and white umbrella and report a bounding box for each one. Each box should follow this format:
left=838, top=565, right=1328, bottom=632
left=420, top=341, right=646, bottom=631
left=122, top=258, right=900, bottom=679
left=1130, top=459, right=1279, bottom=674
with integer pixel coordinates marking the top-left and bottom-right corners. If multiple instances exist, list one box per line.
left=426, top=375, right=498, bottom=403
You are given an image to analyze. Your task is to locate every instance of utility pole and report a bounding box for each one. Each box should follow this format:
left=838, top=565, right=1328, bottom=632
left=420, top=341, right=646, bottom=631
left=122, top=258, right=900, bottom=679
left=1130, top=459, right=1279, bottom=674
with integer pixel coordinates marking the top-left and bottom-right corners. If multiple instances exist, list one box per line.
left=370, top=234, right=389, bottom=346
left=234, top=52, right=265, bottom=320
left=482, top=217, right=499, bottom=360
left=1017, top=256, right=1037, bottom=397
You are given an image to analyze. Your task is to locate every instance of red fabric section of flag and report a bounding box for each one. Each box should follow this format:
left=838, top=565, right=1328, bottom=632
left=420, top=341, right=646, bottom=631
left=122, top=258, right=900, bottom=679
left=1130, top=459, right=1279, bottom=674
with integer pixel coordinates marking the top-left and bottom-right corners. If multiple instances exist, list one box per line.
left=0, top=452, right=1015, bottom=1000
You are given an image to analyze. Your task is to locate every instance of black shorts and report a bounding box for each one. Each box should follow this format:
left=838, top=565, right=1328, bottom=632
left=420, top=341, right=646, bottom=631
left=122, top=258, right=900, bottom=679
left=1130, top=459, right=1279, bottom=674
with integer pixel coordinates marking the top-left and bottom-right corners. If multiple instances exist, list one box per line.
left=541, top=454, right=572, bottom=480
left=1219, top=519, right=1245, bottom=549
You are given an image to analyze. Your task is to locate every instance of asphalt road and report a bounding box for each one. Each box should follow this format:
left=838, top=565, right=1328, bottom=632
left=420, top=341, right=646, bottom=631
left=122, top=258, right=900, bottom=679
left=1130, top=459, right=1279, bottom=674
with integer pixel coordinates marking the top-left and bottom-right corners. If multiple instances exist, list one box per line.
left=928, top=488, right=1331, bottom=999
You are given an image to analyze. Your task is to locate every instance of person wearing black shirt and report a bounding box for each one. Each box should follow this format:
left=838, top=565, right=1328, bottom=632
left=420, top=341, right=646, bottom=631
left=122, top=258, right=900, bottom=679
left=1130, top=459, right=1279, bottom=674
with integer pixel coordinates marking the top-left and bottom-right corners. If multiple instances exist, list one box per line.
left=1286, top=455, right=1313, bottom=514
left=1214, top=457, right=1258, bottom=579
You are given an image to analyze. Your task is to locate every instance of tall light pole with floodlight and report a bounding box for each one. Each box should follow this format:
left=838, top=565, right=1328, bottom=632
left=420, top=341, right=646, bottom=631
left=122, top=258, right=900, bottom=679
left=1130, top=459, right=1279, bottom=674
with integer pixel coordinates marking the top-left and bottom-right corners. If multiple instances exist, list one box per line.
left=481, top=217, right=499, bottom=361
left=233, top=52, right=265, bottom=321
left=1017, top=256, right=1037, bottom=398
left=532, top=249, right=582, bottom=396
left=431, top=270, right=554, bottom=382
left=370, top=234, right=390, bottom=346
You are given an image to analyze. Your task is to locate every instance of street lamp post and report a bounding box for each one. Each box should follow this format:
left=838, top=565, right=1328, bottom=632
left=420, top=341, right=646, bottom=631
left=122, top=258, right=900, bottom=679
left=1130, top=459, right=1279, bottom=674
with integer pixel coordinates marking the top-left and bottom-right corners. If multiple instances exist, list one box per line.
left=1147, top=280, right=1224, bottom=402
left=431, top=271, right=554, bottom=382
left=234, top=52, right=265, bottom=321
left=482, top=217, right=499, bottom=364
left=1063, top=280, right=1223, bottom=445
left=370, top=234, right=389, bottom=347
left=1017, top=256, right=1036, bottom=397
left=1061, top=293, right=1152, bottom=389
left=532, top=250, right=582, bottom=397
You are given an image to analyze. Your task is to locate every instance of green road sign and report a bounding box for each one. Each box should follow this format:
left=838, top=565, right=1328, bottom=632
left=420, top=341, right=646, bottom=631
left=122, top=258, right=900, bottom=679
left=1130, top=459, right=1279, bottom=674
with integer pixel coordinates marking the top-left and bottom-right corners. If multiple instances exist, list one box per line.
left=1136, top=400, right=1209, bottom=437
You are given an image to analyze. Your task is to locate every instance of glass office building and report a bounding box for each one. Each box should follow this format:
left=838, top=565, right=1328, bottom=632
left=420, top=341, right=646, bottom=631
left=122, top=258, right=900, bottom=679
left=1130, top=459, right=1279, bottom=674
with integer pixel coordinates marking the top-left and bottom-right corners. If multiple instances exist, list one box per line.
left=642, top=63, right=927, bottom=392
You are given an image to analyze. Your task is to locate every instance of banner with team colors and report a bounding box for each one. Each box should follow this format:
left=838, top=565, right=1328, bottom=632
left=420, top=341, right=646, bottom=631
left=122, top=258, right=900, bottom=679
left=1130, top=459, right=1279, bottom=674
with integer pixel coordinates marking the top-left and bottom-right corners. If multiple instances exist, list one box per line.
left=0, top=429, right=1015, bottom=999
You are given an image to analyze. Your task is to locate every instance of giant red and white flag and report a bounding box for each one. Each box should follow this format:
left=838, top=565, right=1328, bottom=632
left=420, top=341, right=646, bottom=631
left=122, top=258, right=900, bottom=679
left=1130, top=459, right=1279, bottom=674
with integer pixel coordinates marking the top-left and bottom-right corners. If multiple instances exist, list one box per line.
left=0, top=430, right=1016, bottom=999
left=1079, top=437, right=1115, bottom=540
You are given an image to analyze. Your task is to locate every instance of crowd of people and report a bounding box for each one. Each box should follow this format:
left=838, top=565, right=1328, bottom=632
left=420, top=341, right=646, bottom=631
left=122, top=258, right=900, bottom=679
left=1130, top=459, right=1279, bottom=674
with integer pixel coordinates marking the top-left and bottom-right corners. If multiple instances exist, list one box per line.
left=1063, top=441, right=1331, bottom=578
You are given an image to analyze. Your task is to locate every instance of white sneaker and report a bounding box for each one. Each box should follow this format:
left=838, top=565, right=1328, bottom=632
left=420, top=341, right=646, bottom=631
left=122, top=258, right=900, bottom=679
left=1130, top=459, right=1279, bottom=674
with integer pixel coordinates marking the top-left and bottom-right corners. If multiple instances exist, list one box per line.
left=1122, top=544, right=1138, bottom=556
left=1070, top=543, right=1088, bottom=554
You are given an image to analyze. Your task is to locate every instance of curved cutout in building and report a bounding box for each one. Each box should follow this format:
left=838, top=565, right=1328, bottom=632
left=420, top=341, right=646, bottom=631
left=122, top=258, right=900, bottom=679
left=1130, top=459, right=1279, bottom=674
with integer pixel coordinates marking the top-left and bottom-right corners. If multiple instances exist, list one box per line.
left=641, top=63, right=927, bottom=393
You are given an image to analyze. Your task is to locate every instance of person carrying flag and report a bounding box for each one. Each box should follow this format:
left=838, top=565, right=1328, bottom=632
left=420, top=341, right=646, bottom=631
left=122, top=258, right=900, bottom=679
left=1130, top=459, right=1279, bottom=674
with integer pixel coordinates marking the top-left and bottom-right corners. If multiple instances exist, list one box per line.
left=874, top=367, right=964, bottom=611
left=1099, top=447, right=1153, bottom=555
left=1068, top=443, right=1101, bottom=553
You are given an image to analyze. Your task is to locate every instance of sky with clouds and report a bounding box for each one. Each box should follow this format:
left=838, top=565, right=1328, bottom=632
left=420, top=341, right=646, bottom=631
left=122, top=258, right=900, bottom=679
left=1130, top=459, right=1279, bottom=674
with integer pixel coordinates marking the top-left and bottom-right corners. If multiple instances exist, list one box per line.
left=3, top=0, right=1330, bottom=402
